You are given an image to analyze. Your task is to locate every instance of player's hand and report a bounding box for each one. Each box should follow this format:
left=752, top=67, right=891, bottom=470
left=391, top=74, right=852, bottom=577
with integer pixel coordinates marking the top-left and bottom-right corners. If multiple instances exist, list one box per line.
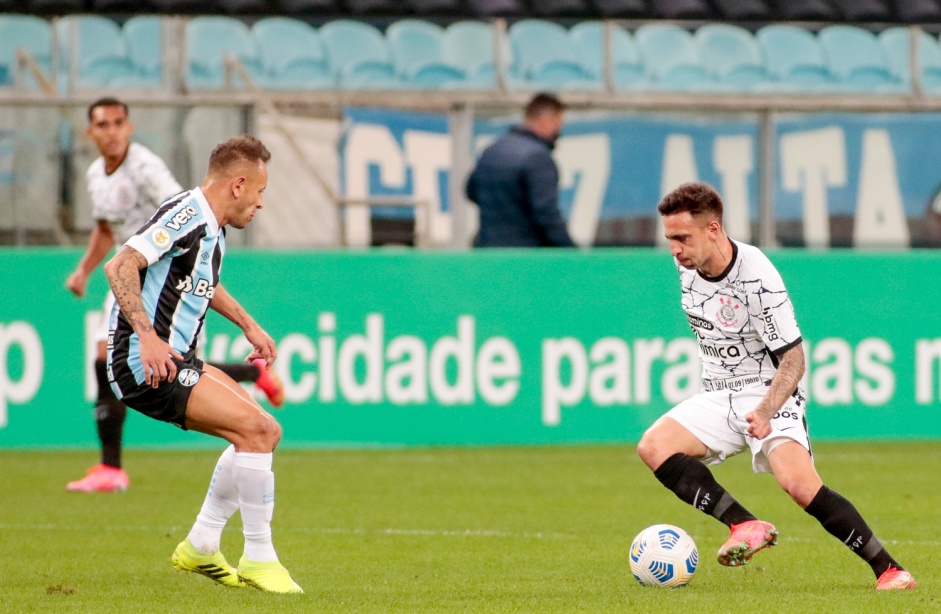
left=138, top=331, right=184, bottom=388
left=745, top=409, right=773, bottom=440
left=66, top=270, right=88, bottom=298
left=244, top=325, right=277, bottom=366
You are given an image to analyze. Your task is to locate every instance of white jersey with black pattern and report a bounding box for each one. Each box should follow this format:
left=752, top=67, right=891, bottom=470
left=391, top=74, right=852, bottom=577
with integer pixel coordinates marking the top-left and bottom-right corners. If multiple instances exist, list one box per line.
left=86, top=142, right=183, bottom=245
left=677, top=240, right=804, bottom=387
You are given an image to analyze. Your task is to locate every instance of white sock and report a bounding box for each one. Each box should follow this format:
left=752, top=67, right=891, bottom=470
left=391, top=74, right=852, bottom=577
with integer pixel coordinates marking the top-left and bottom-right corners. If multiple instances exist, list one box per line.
left=233, top=451, right=278, bottom=562
left=187, top=445, right=239, bottom=554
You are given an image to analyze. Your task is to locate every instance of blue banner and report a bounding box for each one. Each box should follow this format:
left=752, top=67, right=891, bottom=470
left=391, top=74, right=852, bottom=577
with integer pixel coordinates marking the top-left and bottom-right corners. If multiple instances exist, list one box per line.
left=341, top=108, right=941, bottom=248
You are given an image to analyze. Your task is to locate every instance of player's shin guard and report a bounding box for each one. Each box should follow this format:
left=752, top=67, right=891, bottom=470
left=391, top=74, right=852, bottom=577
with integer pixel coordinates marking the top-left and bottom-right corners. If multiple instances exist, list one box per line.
left=804, top=485, right=903, bottom=578
left=654, top=453, right=757, bottom=526
left=94, top=359, right=126, bottom=469
left=188, top=445, right=239, bottom=554
left=233, top=452, right=278, bottom=562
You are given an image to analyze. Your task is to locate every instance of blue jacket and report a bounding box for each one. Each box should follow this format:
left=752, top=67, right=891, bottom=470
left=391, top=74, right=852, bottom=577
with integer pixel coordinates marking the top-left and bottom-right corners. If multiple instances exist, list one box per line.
left=466, top=126, right=575, bottom=247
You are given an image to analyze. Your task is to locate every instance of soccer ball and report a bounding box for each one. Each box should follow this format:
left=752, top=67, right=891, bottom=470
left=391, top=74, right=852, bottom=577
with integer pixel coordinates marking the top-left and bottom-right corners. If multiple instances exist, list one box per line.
left=629, top=524, right=698, bottom=587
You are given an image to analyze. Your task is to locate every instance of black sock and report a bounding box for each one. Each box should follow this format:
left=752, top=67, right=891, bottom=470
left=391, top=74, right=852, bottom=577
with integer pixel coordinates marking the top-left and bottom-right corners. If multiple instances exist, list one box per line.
left=653, top=453, right=756, bottom=526
left=804, top=485, right=902, bottom=578
left=209, top=362, right=260, bottom=383
left=94, top=359, right=126, bottom=469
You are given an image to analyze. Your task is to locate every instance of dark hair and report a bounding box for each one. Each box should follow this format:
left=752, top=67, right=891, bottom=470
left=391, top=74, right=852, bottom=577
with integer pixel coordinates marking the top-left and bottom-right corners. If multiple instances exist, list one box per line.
left=657, top=182, right=724, bottom=220
left=207, top=135, right=271, bottom=174
left=87, top=97, right=128, bottom=121
left=524, top=92, right=565, bottom=119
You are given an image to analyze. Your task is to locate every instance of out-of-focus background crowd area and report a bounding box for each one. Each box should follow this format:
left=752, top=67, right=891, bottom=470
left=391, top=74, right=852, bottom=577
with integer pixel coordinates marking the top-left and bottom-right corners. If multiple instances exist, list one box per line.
left=5, top=0, right=941, bottom=250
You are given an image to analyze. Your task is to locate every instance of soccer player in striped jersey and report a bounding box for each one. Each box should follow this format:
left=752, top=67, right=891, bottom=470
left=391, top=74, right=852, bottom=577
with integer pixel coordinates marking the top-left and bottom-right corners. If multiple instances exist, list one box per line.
left=65, top=98, right=284, bottom=493
left=104, top=135, right=301, bottom=593
left=637, top=182, right=915, bottom=591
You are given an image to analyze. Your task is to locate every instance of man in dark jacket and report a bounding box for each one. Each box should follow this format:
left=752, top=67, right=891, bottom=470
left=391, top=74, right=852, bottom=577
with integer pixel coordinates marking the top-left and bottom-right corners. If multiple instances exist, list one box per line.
left=466, top=93, right=575, bottom=247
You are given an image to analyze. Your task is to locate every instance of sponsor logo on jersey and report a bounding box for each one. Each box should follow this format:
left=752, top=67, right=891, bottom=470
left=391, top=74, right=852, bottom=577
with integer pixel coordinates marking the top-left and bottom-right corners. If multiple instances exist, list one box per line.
left=165, top=205, right=198, bottom=231
left=699, top=341, right=743, bottom=360
left=175, top=275, right=215, bottom=299
left=762, top=307, right=781, bottom=342
left=150, top=227, right=171, bottom=249
left=716, top=296, right=745, bottom=328
left=686, top=314, right=715, bottom=330
left=178, top=368, right=200, bottom=387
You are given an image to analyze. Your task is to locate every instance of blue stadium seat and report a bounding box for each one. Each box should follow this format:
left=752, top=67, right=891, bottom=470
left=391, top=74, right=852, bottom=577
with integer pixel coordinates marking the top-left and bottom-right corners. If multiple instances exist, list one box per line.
left=879, top=27, right=941, bottom=92
left=569, top=21, right=646, bottom=90
left=319, top=20, right=399, bottom=89
left=634, top=24, right=709, bottom=90
left=0, top=15, right=51, bottom=89
left=57, top=16, right=148, bottom=89
left=695, top=24, right=772, bottom=91
left=186, top=16, right=264, bottom=89
left=123, top=16, right=164, bottom=85
left=252, top=18, right=333, bottom=90
left=442, top=21, right=504, bottom=88
left=386, top=20, right=464, bottom=88
left=508, top=20, right=597, bottom=89
left=757, top=25, right=837, bottom=92
left=819, top=25, right=903, bottom=92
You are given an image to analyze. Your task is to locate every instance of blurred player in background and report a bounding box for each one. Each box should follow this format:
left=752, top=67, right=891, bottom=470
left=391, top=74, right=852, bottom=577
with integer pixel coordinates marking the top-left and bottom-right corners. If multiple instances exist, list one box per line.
left=636, top=182, right=915, bottom=591
left=466, top=92, right=575, bottom=247
left=65, top=98, right=284, bottom=493
left=105, top=135, right=301, bottom=593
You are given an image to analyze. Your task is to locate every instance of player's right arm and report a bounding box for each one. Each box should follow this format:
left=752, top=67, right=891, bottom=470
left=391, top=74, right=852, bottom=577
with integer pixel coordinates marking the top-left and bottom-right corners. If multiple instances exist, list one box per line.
left=66, top=220, right=116, bottom=297
left=104, top=245, right=183, bottom=388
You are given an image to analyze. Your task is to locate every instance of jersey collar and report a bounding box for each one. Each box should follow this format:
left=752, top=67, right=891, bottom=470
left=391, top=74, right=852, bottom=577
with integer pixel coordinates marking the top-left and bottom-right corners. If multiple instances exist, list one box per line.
left=191, top=187, right=220, bottom=236
left=698, top=239, right=738, bottom=283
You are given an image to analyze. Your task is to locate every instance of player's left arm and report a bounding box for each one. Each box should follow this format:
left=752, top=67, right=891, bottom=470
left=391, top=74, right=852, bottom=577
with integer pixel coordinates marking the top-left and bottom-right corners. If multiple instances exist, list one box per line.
left=745, top=345, right=805, bottom=439
left=209, top=282, right=277, bottom=365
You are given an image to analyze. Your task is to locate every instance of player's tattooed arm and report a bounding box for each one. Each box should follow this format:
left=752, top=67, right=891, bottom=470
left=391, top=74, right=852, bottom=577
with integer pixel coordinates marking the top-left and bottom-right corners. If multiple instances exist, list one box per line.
left=104, top=246, right=153, bottom=335
left=746, top=344, right=805, bottom=439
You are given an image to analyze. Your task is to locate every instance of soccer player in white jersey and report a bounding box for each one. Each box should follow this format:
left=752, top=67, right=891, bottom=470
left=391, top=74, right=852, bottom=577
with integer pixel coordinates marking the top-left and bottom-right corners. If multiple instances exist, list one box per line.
left=104, top=135, right=301, bottom=593
left=636, top=182, right=915, bottom=591
left=65, top=98, right=284, bottom=493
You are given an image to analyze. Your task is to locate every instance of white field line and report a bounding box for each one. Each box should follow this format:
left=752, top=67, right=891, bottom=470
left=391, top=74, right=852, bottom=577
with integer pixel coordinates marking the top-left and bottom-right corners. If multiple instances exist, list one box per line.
left=0, top=522, right=937, bottom=547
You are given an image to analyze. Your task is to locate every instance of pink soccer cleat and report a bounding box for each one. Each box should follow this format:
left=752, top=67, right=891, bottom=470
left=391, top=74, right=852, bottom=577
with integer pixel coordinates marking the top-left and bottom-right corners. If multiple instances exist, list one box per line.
left=717, top=520, right=778, bottom=567
left=876, top=567, right=916, bottom=590
left=66, top=464, right=130, bottom=493
left=252, top=359, right=285, bottom=407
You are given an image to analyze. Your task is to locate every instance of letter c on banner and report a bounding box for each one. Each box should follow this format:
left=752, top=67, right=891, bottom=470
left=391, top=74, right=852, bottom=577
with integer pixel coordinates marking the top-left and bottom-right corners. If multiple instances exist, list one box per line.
left=0, top=321, right=44, bottom=427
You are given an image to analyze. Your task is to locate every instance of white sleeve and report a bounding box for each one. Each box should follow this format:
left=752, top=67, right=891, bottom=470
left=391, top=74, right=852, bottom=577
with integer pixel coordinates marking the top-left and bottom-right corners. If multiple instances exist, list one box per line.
left=138, top=150, right=183, bottom=207
left=747, top=260, right=803, bottom=354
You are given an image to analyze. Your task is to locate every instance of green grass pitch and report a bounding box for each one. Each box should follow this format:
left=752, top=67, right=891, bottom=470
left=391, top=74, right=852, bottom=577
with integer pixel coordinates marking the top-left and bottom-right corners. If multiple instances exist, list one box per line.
left=0, top=442, right=936, bottom=613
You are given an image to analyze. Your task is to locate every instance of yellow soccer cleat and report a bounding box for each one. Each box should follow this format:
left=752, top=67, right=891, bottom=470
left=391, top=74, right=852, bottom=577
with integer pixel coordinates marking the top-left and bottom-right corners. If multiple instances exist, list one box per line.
left=171, top=539, right=243, bottom=588
left=237, top=556, right=304, bottom=593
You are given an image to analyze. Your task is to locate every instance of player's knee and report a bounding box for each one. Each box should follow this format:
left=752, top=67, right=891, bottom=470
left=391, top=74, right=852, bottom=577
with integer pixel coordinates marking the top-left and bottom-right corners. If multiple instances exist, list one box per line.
left=244, top=412, right=281, bottom=451
left=779, top=477, right=818, bottom=508
left=636, top=430, right=664, bottom=469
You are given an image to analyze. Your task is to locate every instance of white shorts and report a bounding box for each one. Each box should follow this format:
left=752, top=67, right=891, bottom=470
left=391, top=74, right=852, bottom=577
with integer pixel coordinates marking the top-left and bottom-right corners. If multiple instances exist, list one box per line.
left=94, top=292, right=116, bottom=344
left=665, top=386, right=812, bottom=474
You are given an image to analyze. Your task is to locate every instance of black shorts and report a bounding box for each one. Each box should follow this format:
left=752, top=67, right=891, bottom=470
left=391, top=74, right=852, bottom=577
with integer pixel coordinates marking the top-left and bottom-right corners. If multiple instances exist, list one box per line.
left=109, top=350, right=205, bottom=430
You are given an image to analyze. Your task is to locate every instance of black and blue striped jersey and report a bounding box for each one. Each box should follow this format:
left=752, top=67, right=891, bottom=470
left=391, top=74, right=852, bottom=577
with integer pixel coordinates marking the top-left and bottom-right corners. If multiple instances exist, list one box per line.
left=108, top=187, right=225, bottom=389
